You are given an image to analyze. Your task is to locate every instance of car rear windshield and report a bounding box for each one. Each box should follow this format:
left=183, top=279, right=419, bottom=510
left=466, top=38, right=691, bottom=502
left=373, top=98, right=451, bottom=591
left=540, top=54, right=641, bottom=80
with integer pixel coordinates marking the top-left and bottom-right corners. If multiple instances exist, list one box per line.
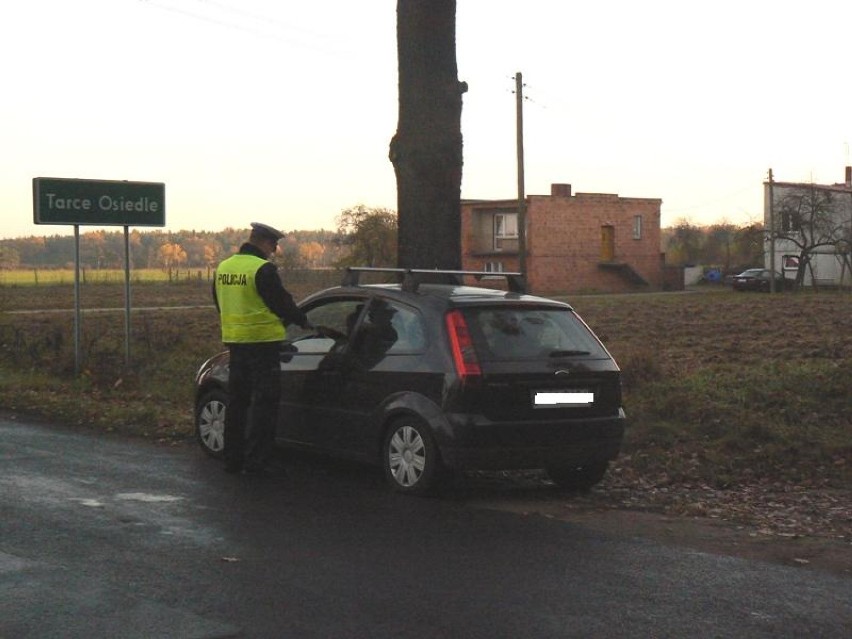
left=462, top=306, right=609, bottom=361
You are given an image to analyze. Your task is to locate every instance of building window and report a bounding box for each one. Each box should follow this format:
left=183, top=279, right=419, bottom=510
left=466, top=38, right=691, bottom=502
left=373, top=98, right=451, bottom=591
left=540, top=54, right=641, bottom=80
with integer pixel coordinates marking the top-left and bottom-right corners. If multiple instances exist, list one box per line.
left=484, top=261, right=504, bottom=273
left=782, top=255, right=800, bottom=271
left=781, top=209, right=802, bottom=233
left=633, top=215, right=643, bottom=240
left=494, top=213, right=518, bottom=251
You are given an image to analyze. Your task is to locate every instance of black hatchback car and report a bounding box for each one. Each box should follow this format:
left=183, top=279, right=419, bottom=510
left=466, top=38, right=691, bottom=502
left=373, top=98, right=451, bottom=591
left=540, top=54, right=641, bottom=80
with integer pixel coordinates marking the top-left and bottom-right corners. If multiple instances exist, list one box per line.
left=194, top=268, right=626, bottom=495
left=731, top=268, right=795, bottom=292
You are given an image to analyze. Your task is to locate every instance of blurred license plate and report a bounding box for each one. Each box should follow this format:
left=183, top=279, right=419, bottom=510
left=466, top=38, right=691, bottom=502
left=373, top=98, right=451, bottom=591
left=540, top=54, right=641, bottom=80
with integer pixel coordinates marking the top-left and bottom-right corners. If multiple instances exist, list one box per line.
left=534, top=391, right=594, bottom=407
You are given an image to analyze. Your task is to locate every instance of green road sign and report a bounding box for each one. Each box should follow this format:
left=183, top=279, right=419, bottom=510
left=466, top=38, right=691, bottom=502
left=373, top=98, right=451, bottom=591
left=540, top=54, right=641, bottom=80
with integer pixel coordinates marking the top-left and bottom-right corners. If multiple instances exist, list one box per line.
left=33, top=177, right=166, bottom=226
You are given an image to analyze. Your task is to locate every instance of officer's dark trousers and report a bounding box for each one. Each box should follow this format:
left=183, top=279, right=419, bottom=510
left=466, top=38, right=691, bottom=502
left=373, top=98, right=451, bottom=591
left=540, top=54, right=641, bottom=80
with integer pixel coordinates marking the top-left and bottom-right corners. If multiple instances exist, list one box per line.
left=223, top=342, right=281, bottom=470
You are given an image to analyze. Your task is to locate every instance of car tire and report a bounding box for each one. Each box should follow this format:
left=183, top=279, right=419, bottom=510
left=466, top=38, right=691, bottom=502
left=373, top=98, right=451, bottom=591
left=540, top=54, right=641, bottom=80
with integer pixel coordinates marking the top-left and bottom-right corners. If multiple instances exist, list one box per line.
left=382, top=417, right=441, bottom=496
left=195, top=389, right=227, bottom=459
left=546, top=461, right=609, bottom=492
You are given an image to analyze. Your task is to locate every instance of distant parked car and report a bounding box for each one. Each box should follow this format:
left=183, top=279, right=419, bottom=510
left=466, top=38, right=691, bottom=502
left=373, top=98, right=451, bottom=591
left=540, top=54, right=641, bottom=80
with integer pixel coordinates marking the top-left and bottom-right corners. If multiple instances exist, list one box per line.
left=194, top=268, right=626, bottom=495
left=731, top=268, right=794, bottom=292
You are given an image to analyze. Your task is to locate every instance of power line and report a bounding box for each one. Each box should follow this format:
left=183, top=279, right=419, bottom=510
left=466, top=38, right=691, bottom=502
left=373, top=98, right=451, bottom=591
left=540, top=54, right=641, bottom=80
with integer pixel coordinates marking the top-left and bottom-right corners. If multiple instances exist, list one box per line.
left=136, top=0, right=353, bottom=56
left=508, top=74, right=537, bottom=105
left=189, top=0, right=338, bottom=44
left=501, top=73, right=763, bottom=217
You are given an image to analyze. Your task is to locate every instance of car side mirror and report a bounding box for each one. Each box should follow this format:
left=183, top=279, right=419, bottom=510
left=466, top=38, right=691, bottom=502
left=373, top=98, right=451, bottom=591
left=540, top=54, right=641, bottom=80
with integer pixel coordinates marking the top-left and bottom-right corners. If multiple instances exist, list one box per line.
left=280, top=342, right=297, bottom=364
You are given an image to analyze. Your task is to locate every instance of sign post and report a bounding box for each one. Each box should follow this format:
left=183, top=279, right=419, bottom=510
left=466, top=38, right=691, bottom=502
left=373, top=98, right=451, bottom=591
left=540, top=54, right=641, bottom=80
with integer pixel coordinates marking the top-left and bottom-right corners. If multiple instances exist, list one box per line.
left=73, top=225, right=81, bottom=375
left=33, top=178, right=166, bottom=374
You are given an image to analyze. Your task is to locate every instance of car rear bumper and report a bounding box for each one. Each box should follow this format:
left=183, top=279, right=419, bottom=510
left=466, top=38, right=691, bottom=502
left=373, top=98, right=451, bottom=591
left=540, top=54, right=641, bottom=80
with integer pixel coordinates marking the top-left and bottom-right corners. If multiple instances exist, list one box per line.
left=436, top=408, right=626, bottom=470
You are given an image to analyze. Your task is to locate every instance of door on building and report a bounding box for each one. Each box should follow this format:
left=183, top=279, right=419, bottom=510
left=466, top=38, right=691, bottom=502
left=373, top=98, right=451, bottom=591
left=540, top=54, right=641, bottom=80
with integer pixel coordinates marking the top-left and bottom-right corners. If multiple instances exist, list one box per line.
left=601, top=225, right=615, bottom=262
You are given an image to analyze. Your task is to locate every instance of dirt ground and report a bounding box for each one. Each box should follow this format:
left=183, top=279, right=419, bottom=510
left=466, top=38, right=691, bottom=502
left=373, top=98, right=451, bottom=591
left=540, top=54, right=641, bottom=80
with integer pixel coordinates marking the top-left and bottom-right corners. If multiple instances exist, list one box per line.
left=455, top=471, right=852, bottom=577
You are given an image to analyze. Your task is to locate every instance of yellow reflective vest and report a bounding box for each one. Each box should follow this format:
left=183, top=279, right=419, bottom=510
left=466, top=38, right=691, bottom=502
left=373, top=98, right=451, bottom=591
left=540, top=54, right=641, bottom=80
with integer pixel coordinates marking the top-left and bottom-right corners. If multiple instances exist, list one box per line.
left=215, top=254, right=286, bottom=343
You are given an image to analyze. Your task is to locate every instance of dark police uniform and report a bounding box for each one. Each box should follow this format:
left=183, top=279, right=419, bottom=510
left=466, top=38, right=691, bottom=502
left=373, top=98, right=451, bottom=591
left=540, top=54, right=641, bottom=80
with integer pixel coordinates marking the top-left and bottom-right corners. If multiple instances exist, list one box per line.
left=213, top=223, right=308, bottom=474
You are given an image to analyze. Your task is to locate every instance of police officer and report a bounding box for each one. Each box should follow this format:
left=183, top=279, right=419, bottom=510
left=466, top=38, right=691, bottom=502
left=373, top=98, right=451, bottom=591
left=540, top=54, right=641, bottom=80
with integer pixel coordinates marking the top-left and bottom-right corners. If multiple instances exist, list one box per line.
left=213, top=222, right=310, bottom=475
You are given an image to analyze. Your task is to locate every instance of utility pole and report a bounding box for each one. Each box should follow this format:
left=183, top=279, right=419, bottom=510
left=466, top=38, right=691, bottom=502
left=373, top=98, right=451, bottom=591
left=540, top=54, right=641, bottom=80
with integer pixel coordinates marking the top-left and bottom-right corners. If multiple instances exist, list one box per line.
left=768, top=168, right=776, bottom=293
left=515, top=72, right=527, bottom=283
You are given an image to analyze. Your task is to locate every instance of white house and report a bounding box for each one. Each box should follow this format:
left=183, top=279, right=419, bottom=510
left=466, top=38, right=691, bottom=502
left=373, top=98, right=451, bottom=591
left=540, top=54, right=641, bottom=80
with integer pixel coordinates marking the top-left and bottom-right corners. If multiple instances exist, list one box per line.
left=763, top=166, right=852, bottom=287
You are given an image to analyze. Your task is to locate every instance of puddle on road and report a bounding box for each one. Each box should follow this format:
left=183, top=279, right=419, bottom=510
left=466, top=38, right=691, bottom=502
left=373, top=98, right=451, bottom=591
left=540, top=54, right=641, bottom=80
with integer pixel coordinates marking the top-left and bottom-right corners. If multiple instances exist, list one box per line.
left=115, top=492, right=184, bottom=503
left=70, top=498, right=106, bottom=508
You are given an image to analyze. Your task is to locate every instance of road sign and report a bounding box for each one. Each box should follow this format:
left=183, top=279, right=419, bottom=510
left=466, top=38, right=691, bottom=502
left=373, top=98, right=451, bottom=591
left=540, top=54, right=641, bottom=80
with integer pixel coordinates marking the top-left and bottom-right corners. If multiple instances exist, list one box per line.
left=33, top=177, right=166, bottom=226
left=32, top=177, right=166, bottom=375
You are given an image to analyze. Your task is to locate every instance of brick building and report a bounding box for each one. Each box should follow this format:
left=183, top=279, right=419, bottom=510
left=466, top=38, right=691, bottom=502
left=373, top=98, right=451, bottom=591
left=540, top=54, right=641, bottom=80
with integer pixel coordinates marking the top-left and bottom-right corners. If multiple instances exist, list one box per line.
left=461, top=183, right=663, bottom=295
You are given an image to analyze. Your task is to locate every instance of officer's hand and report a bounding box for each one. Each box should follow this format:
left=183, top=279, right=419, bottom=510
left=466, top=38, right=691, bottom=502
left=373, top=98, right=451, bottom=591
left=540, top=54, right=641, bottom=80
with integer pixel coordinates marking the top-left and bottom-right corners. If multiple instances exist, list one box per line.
left=315, top=325, right=346, bottom=340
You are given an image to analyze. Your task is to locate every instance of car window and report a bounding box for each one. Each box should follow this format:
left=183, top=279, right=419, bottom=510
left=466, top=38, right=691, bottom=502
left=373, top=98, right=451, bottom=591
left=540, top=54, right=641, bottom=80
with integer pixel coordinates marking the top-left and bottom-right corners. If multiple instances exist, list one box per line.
left=352, top=299, right=426, bottom=360
left=384, top=301, right=425, bottom=353
left=464, top=307, right=609, bottom=361
left=285, top=298, right=366, bottom=355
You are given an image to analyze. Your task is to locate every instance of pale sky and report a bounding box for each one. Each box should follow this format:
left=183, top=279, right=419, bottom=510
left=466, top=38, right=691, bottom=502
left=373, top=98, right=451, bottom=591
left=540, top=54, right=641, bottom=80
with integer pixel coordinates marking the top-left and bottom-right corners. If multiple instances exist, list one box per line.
left=2, top=0, right=851, bottom=239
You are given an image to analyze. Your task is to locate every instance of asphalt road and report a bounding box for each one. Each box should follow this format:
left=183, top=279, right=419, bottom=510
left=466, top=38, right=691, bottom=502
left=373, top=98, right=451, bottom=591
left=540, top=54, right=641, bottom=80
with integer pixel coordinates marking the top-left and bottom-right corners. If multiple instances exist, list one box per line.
left=1, top=416, right=849, bottom=639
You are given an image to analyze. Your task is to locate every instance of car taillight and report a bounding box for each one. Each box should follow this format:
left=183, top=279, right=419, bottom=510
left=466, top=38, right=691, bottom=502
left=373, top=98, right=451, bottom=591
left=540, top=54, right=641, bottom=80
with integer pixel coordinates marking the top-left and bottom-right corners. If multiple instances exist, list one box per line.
left=445, top=310, right=481, bottom=378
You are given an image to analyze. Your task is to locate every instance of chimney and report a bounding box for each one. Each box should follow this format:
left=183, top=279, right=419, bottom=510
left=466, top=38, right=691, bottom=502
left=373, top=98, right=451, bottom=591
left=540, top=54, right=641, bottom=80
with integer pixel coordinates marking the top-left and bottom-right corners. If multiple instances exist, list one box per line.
left=551, top=183, right=572, bottom=197
left=846, top=166, right=851, bottom=188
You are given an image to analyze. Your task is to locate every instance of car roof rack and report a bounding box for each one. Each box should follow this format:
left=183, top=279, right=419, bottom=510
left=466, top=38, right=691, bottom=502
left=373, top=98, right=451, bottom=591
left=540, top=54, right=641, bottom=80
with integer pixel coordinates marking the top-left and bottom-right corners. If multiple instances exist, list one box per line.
left=342, top=267, right=527, bottom=294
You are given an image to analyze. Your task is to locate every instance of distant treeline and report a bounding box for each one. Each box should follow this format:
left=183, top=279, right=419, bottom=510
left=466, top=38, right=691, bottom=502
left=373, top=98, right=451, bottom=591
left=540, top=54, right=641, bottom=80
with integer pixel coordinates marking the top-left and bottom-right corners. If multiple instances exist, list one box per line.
left=1, top=218, right=766, bottom=275
left=0, top=227, right=348, bottom=271
left=662, top=221, right=765, bottom=272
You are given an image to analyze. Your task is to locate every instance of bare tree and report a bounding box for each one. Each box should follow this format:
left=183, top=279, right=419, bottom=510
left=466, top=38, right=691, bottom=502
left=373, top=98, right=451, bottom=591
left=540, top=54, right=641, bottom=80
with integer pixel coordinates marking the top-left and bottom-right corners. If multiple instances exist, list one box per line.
left=729, top=223, right=764, bottom=268
left=838, top=238, right=852, bottom=289
left=704, top=223, right=737, bottom=272
left=664, top=219, right=704, bottom=266
left=662, top=222, right=765, bottom=271
left=390, top=0, right=466, bottom=270
left=773, top=185, right=847, bottom=287
left=335, top=205, right=398, bottom=268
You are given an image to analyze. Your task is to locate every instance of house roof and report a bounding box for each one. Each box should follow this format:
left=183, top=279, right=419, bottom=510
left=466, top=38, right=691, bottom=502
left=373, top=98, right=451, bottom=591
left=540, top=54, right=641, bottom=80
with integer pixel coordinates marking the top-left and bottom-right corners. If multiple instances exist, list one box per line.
left=766, top=181, right=852, bottom=194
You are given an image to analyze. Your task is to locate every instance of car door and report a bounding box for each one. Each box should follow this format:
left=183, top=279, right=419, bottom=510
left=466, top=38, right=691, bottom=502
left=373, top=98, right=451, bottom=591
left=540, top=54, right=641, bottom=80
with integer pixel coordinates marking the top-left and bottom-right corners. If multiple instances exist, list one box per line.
left=276, top=296, right=367, bottom=449
left=328, top=296, right=434, bottom=459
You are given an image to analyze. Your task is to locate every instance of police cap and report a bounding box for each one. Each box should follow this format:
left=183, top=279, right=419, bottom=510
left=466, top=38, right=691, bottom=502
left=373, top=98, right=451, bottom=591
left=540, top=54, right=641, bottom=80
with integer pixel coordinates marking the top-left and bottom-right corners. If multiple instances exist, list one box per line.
left=250, top=222, right=285, bottom=242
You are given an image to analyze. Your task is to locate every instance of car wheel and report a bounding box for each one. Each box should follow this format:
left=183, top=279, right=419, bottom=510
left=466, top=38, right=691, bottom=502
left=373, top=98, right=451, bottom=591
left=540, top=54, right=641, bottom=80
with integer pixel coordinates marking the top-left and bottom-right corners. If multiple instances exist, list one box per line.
left=195, top=389, right=227, bottom=459
left=546, top=461, right=608, bottom=492
left=382, top=417, right=441, bottom=495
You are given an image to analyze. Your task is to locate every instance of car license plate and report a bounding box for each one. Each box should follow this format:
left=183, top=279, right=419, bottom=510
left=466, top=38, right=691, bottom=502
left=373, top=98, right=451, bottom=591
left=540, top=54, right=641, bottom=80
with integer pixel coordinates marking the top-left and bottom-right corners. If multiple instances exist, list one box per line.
left=533, top=390, right=594, bottom=407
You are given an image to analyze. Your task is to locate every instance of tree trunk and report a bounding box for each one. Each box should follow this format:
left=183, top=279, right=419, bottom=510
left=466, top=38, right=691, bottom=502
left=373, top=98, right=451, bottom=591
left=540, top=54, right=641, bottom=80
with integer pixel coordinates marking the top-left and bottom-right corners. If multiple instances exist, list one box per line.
left=390, top=0, right=465, bottom=270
